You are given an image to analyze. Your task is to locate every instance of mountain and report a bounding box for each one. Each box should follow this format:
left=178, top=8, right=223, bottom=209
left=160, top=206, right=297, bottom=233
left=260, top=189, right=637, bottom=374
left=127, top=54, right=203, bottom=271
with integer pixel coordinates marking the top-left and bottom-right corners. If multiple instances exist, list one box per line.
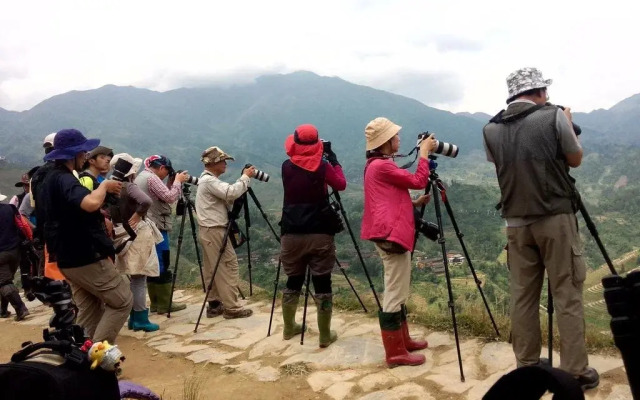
left=573, top=93, right=640, bottom=146
left=456, top=111, right=492, bottom=123
left=0, top=71, right=486, bottom=179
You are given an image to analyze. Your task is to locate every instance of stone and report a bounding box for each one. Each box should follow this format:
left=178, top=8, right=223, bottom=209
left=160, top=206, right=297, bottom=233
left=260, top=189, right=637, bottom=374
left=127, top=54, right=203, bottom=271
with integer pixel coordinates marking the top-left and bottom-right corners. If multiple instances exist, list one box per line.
left=248, top=333, right=293, bottom=359
left=606, top=385, right=633, bottom=400
left=118, top=329, right=147, bottom=339
left=281, top=336, right=386, bottom=369
left=437, top=339, right=479, bottom=365
left=186, top=348, right=241, bottom=365
left=154, top=343, right=210, bottom=354
left=588, top=354, right=624, bottom=375
left=425, top=331, right=452, bottom=348
left=357, top=371, right=398, bottom=392
left=341, top=323, right=379, bottom=338
left=189, top=328, right=241, bottom=342
left=425, top=374, right=480, bottom=395
left=466, top=370, right=507, bottom=400
left=324, top=382, right=355, bottom=400
left=165, top=324, right=197, bottom=336
left=431, top=357, right=480, bottom=380
left=21, top=313, right=51, bottom=326
left=478, top=342, right=515, bottom=374
left=255, top=366, right=280, bottom=382
left=307, top=370, right=361, bottom=392
left=358, top=382, right=434, bottom=400
left=146, top=335, right=177, bottom=346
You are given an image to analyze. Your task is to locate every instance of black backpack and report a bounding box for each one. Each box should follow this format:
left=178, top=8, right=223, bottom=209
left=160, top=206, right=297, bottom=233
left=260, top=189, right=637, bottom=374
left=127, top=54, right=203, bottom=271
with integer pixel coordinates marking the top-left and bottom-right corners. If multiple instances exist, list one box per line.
left=0, top=340, right=120, bottom=400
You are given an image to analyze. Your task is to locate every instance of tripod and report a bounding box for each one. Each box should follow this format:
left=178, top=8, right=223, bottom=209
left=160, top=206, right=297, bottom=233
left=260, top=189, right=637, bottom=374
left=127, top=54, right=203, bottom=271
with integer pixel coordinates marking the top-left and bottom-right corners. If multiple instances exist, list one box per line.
left=168, top=184, right=205, bottom=318
left=414, top=158, right=500, bottom=382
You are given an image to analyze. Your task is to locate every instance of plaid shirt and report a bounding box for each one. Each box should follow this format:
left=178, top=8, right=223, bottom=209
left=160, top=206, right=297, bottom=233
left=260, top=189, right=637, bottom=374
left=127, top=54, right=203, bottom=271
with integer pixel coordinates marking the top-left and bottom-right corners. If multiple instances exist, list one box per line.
left=144, top=167, right=181, bottom=203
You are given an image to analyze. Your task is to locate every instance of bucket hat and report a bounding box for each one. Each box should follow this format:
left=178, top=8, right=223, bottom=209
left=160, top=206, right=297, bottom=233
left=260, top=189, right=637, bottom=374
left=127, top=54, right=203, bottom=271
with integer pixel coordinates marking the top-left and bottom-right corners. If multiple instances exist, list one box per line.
left=284, top=124, right=323, bottom=172
left=43, top=129, right=100, bottom=162
left=507, top=67, right=552, bottom=102
left=365, top=117, right=401, bottom=151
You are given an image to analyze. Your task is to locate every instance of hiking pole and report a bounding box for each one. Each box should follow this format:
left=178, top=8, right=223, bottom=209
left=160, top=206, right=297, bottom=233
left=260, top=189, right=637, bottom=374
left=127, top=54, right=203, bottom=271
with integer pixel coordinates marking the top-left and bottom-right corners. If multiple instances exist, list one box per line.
left=300, top=267, right=312, bottom=345
left=332, top=190, right=380, bottom=311
left=194, top=221, right=234, bottom=333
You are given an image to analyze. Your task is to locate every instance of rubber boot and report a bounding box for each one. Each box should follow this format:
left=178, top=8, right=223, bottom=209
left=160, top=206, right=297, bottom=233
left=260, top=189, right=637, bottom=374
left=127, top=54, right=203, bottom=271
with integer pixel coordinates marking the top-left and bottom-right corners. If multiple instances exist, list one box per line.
left=131, top=309, right=160, bottom=332
left=282, top=290, right=304, bottom=340
left=147, top=281, right=158, bottom=313
left=314, top=293, right=337, bottom=348
left=0, top=284, right=29, bottom=321
left=401, top=304, right=428, bottom=351
left=0, top=296, right=10, bottom=318
left=379, top=311, right=425, bottom=368
left=155, top=282, right=186, bottom=314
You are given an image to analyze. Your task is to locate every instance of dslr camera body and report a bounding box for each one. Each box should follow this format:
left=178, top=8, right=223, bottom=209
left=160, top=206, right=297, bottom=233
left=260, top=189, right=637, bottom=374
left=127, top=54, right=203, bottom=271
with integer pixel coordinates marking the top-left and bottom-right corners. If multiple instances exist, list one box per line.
left=417, top=132, right=459, bottom=158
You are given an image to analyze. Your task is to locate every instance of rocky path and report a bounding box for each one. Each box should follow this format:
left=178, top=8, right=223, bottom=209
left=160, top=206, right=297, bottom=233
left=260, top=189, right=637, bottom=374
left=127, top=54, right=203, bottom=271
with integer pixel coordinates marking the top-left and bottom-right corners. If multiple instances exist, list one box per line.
left=5, top=290, right=633, bottom=400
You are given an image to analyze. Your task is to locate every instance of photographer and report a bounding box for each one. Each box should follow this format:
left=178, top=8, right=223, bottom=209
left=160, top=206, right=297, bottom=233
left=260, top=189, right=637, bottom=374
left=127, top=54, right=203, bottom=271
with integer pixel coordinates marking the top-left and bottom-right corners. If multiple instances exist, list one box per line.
left=483, top=67, right=598, bottom=390
left=195, top=146, right=254, bottom=319
left=39, top=129, right=132, bottom=343
left=361, top=117, right=436, bottom=367
left=110, top=153, right=161, bottom=332
left=0, top=192, right=30, bottom=321
left=279, top=124, right=346, bottom=347
left=79, top=146, right=114, bottom=190
left=134, top=155, right=188, bottom=313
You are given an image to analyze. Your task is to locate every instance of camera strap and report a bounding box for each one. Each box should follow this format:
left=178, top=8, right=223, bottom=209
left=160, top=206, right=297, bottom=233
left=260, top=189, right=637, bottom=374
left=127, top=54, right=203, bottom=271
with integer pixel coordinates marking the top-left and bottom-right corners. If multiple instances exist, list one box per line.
left=489, top=104, right=544, bottom=124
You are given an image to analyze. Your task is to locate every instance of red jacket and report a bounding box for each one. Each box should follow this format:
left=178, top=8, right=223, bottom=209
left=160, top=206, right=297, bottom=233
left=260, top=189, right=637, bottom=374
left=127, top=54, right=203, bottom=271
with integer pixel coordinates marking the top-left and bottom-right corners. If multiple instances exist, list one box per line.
left=361, top=157, right=429, bottom=252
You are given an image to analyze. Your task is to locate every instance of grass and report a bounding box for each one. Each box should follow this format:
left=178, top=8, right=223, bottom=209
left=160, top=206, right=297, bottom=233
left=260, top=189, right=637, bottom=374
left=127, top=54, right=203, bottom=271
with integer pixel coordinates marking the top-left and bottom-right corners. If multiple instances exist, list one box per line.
left=280, top=362, right=312, bottom=376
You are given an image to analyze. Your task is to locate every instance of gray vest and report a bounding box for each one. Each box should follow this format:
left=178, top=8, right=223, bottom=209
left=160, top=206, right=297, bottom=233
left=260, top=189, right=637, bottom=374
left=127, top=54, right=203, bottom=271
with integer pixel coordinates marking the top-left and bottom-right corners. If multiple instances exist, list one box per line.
left=134, top=169, right=173, bottom=231
left=483, top=103, right=577, bottom=218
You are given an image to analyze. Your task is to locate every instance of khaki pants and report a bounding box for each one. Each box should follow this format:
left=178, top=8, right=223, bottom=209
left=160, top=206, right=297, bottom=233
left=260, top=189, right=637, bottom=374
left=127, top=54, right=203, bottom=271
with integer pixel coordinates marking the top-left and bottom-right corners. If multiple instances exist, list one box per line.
left=376, top=245, right=412, bottom=313
left=61, top=259, right=133, bottom=343
left=507, top=213, right=588, bottom=375
left=199, top=226, right=242, bottom=312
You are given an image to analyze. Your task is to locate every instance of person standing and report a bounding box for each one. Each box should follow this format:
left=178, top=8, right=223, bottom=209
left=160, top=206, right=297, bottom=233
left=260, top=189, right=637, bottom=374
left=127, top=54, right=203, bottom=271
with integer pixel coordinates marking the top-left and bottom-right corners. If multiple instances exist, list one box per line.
left=39, top=129, right=132, bottom=343
left=361, top=117, right=436, bottom=367
left=483, top=67, right=598, bottom=390
left=279, top=124, right=346, bottom=347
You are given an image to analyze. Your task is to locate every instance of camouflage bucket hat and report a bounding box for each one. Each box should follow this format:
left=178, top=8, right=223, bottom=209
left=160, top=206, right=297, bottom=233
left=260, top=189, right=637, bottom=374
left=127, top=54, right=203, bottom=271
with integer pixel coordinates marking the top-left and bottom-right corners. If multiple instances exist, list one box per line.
left=201, top=146, right=235, bottom=165
left=506, top=67, right=552, bottom=102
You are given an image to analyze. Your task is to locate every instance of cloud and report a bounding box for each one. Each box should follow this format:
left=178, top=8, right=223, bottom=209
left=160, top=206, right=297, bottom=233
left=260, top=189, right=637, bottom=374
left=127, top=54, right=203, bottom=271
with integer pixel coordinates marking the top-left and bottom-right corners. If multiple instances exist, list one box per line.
left=367, top=70, right=464, bottom=105
left=410, top=35, right=483, bottom=53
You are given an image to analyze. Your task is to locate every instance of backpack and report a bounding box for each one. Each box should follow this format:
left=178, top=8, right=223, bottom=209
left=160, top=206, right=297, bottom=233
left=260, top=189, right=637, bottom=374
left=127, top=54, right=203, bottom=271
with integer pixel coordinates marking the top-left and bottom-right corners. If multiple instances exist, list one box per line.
left=0, top=341, right=120, bottom=400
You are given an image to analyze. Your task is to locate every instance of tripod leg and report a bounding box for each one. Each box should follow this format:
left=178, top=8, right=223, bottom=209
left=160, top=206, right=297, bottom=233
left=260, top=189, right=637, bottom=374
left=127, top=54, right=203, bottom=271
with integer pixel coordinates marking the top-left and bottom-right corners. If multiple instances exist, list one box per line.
left=267, top=259, right=282, bottom=337
left=336, top=259, right=367, bottom=313
left=186, top=201, right=206, bottom=292
left=195, top=223, right=232, bottom=333
left=438, top=181, right=501, bottom=338
left=300, top=267, right=311, bottom=345
left=237, top=285, right=245, bottom=300
left=168, top=210, right=188, bottom=318
left=332, top=191, right=381, bottom=310
left=547, top=279, right=554, bottom=366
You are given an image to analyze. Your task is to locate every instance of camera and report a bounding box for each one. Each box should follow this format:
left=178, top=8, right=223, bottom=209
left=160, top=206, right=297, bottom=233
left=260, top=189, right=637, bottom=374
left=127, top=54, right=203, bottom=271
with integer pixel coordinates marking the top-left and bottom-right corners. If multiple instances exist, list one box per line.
left=244, top=164, right=269, bottom=182
left=549, top=103, right=582, bottom=135
left=105, top=158, right=133, bottom=205
left=176, top=170, right=199, bottom=185
left=414, top=209, right=439, bottom=241
left=418, top=132, right=460, bottom=158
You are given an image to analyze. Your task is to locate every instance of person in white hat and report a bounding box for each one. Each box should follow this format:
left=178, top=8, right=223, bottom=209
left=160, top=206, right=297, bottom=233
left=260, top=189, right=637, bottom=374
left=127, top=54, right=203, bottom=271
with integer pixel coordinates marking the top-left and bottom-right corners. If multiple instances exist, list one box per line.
left=360, top=117, right=436, bottom=368
left=483, top=68, right=598, bottom=390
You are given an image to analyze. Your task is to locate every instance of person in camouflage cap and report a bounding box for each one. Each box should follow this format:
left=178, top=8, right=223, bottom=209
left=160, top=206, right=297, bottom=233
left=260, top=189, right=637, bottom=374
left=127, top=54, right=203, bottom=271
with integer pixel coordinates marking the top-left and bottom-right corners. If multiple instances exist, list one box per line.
left=482, top=68, right=600, bottom=391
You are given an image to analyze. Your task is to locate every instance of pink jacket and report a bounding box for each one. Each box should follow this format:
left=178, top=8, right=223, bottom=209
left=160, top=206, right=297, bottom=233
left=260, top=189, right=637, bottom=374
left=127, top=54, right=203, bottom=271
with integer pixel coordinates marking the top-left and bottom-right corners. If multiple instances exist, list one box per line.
left=361, top=157, right=429, bottom=252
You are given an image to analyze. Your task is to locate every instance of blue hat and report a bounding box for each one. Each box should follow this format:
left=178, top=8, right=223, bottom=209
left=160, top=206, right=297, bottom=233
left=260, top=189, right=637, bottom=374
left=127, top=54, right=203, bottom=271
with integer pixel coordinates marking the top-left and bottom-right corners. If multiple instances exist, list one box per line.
left=43, top=129, right=100, bottom=162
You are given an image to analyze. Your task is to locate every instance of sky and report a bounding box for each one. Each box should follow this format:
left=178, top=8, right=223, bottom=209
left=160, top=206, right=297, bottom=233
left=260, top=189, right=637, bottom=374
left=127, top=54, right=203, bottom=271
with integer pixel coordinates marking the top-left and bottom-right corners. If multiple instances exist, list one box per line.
left=1, top=0, right=640, bottom=115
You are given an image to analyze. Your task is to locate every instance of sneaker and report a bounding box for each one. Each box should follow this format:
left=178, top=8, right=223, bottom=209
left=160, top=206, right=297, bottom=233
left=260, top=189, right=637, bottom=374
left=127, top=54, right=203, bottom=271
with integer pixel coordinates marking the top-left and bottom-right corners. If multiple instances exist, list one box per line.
left=223, top=308, right=253, bottom=319
left=576, top=367, right=599, bottom=391
left=206, top=304, right=224, bottom=318
left=0, top=310, right=11, bottom=318
left=15, top=308, right=30, bottom=322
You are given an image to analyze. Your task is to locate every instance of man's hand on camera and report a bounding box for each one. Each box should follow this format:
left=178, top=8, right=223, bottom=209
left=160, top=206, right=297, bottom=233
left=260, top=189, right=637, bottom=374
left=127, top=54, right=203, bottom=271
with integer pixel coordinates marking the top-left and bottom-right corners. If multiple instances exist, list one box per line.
left=174, top=171, right=189, bottom=184
left=325, top=149, right=340, bottom=167
left=420, top=134, right=437, bottom=158
left=103, top=180, right=122, bottom=196
left=243, top=166, right=256, bottom=178
left=562, top=106, right=573, bottom=124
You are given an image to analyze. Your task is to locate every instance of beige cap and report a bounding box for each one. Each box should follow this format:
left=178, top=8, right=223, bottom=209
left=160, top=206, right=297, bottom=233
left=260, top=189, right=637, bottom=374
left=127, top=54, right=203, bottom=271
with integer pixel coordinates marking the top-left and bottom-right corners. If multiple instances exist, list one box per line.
left=201, top=146, right=235, bottom=165
left=0, top=192, right=6, bottom=202
left=43, top=132, right=56, bottom=148
left=365, top=117, right=402, bottom=151
left=110, top=153, right=142, bottom=177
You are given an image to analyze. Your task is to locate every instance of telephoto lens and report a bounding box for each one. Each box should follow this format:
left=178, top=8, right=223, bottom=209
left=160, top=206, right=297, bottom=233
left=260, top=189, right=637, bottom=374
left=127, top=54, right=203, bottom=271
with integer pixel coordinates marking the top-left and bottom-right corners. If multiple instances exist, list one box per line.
left=176, top=170, right=199, bottom=185
left=244, top=164, right=269, bottom=182
left=418, top=132, right=459, bottom=158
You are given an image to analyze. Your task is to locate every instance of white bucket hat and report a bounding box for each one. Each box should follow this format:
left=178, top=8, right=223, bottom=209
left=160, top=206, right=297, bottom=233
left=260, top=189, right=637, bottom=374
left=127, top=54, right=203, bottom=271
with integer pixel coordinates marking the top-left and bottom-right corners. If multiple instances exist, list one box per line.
left=0, top=192, right=6, bottom=202
left=506, top=67, right=552, bottom=102
left=364, top=117, right=402, bottom=151
left=110, top=153, right=142, bottom=177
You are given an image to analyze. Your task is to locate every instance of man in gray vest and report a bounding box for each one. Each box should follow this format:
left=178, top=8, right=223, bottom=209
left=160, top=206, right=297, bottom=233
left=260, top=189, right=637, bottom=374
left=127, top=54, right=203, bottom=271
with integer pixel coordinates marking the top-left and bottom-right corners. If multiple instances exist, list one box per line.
left=135, top=155, right=188, bottom=314
left=483, top=67, right=598, bottom=391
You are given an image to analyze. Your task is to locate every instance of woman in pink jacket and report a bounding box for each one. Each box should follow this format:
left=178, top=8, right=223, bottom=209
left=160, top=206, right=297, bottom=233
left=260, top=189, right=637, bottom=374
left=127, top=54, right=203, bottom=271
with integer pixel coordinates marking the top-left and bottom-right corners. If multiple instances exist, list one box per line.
left=361, top=117, right=436, bottom=368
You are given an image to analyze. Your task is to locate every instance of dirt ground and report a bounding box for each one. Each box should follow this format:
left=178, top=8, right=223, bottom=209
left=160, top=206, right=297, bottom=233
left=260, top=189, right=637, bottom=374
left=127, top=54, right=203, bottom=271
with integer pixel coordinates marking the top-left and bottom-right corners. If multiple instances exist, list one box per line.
left=0, top=322, right=326, bottom=400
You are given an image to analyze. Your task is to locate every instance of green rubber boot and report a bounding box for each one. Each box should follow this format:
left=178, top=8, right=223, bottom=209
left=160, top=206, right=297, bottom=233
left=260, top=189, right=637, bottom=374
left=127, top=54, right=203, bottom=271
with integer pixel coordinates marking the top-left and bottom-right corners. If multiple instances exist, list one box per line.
left=155, top=282, right=186, bottom=314
left=147, top=281, right=158, bottom=313
left=314, top=293, right=337, bottom=348
left=131, top=309, right=160, bottom=332
left=282, top=290, right=304, bottom=340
